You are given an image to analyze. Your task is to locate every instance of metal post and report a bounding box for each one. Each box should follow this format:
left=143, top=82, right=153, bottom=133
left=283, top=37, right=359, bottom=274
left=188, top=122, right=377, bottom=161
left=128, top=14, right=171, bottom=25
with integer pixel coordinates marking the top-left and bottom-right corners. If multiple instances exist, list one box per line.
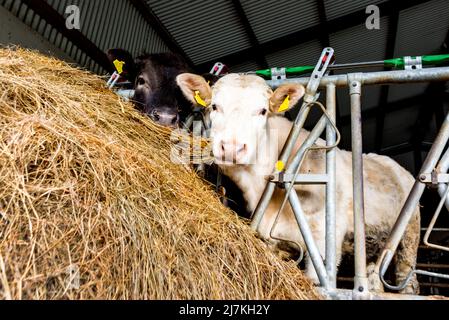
left=288, top=188, right=328, bottom=287
left=349, top=74, right=369, bottom=296
left=436, top=146, right=449, bottom=210
left=377, top=110, right=449, bottom=277
left=325, top=83, right=337, bottom=289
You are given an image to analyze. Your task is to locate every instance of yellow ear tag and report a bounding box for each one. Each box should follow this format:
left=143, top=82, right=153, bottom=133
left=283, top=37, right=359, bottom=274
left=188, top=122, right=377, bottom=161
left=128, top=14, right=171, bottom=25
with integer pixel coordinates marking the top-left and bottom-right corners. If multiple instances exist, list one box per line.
left=275, top=160, right=285, bottom=172
left=113, top=59, right=125, bottom=74
left=194, top=90, right=207, bottom=107
left=278, top=95, right=290, bottom=112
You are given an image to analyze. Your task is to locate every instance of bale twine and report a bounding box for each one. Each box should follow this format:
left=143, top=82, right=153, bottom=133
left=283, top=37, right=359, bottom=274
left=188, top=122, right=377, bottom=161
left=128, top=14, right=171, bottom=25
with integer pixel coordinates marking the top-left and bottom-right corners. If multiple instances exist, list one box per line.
left=0, top=48, right=320, bottom=300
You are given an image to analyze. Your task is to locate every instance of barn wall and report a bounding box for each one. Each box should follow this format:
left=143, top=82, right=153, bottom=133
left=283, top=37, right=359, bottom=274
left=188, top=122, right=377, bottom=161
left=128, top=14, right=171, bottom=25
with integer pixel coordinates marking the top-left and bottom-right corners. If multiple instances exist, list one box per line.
left=0, top=4, right=73, bottom=62
left=0, top=0, right=169, bottom=74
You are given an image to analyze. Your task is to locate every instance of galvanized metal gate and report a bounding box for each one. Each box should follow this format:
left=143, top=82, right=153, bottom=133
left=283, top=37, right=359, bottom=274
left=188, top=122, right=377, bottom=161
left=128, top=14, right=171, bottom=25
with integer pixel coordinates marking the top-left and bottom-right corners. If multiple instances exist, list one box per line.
left=251, top=49, right=449, bottom=300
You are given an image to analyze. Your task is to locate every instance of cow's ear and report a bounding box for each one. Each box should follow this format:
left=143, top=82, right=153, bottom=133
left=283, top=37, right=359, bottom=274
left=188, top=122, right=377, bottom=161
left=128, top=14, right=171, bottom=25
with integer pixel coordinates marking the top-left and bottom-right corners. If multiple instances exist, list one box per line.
left=106, top=48, right=137, bottom=82
left=269, top=84, right=305, bottom=113
left=176, top=73, right=212, bottom=107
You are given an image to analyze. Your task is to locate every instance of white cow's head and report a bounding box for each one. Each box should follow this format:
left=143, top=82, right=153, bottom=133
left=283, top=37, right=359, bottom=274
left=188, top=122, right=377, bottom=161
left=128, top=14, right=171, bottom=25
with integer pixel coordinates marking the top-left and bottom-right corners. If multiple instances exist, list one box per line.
left=177, top=73, right=305, bottom=166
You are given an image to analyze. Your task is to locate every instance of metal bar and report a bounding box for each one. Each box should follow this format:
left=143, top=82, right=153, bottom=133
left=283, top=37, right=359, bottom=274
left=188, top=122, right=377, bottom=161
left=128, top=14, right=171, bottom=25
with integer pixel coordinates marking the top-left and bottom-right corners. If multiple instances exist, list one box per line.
left=325, top=83, right=337, bottom=289
left=269, top=173, right=328, bottom=184
left=250, top=183, right=276, bottom=230
left=437, top=146, right=449, bottom=210
left=420, top=173, right=449, bottom=183
left=377, top=110, right=449, bottom=280
left=267, top=67, right=449, bottom=89
left=287, top=116, right=327, bottom=174
left=288, top=188, right=328, bottom=287
left=423, top=184, right=449, bottom=252
left=349, top=75, right=369, bottom=295
left=319, top=288, right=447, bottom=300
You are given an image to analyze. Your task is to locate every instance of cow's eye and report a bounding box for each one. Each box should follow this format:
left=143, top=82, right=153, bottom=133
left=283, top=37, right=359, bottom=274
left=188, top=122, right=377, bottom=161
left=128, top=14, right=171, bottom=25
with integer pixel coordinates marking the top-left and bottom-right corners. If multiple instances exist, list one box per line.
left=211, top=104, right=217, bottom=111
left=259, top=108, right=267, bottom=116
left=137, top=77, right=145, bottom=86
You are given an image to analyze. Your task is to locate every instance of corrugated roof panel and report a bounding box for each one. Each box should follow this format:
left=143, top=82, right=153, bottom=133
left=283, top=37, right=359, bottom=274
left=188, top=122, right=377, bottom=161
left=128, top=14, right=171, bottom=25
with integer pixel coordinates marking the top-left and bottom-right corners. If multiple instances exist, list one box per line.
left=240, top=0, right=320, bottom=44
left=47, top=0, right=169, bottom=55
left=229, top=60, right=260, bottom=73
left=329, top=17, right=388, bottom=63
left=148, top=0, right=251, bottom=64
left=394, top=0, right=449, bottom=57
left=265, top=40, right=323, bottom=67
left=329, top=17, right=388, bottom=117
left=324, top=0, right=387, bottom=20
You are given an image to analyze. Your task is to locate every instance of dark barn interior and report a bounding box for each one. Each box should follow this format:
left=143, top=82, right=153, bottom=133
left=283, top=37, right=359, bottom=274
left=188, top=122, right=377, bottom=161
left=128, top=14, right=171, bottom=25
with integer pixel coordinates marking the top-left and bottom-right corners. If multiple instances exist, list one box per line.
left=1, top=0, right=449, bottom=297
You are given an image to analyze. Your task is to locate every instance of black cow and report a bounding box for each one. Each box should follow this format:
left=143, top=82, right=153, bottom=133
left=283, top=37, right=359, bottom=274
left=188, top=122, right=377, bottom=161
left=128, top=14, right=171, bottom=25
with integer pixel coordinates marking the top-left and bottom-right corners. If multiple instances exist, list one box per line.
left=107, top=49, right=250, bottom=218
left=107, top=49, right=195, bottom=127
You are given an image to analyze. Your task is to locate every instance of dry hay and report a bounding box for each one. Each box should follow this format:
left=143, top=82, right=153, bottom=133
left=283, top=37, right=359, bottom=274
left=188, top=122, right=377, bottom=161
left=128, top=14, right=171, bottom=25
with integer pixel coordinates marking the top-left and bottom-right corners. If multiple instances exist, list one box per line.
left=0, top=48, right=320, bottom=300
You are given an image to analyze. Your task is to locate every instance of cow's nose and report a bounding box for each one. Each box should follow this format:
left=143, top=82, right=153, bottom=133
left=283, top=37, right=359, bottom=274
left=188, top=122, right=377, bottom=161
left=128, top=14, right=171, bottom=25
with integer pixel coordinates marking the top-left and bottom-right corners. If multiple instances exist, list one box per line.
left=150, top=110, right=179, bottom=127
left=220, top=140, right=247, bottom=162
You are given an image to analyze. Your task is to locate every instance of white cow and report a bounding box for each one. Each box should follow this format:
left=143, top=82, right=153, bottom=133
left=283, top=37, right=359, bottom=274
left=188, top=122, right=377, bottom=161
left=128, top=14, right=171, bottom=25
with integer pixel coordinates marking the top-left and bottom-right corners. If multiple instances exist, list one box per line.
left=177, top=73, right=420, bottom=294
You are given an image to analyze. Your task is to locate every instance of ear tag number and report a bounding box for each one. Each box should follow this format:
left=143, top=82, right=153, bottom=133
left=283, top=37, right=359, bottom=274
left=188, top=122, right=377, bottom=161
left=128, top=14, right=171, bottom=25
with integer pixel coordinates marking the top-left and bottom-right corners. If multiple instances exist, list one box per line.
left=113, top=59, right=125, bottom=74
left=194, top=90, right=207, bottom=107
left=278, top=95, right=290, bottom=112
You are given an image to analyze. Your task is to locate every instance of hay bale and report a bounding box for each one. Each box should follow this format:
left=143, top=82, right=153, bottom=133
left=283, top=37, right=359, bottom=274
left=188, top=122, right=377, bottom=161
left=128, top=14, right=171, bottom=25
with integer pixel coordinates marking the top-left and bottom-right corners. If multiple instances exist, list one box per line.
left=0, top=48, right=319, bottom=300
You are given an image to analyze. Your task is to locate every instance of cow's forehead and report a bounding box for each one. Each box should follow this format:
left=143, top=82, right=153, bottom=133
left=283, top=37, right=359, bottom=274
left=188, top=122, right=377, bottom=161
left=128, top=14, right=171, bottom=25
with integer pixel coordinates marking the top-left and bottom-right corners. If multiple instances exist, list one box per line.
left=211, top=74, right=271, bottom=111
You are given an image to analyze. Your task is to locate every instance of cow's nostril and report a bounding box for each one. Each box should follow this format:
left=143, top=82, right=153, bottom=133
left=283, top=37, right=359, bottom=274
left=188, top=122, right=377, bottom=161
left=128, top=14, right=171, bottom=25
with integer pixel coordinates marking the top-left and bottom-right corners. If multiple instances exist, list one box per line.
left=152, top=110, right=160, bottom=121
left=221, top=143, right=225, bottom=151
left=171, top=115, right=178, bottom=125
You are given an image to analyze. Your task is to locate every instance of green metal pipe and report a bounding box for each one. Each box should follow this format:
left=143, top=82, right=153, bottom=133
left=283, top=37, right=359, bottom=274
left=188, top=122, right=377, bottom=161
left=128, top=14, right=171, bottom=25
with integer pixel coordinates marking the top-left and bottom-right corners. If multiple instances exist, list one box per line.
left=253, top=54, right=449, bottom=78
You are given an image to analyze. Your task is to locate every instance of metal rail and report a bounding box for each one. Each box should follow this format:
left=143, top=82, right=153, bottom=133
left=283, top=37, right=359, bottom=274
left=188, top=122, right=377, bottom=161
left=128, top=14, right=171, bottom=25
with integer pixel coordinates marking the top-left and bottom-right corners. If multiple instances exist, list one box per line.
left=267, top=67, right=449, bottom=88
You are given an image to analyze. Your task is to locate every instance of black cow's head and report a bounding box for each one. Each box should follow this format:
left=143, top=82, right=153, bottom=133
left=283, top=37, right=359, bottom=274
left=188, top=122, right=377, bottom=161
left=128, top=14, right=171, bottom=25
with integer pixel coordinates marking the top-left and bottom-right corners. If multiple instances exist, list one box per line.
left=107, top=49, right=194, bottom=127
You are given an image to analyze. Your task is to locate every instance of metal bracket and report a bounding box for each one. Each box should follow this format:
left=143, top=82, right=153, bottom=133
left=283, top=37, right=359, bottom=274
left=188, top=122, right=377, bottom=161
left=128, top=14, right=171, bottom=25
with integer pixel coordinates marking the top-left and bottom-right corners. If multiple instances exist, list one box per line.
left=404, top=56, right=423, bottom=70
left=303, top=47, right=335, bottom=103
left=269, top=173, right=329, bottom=185
left=271, top=67, right=286, bottom=81
left=418, top=172, right=449, bottom=184
left=210, top=62, right=227, bottom=76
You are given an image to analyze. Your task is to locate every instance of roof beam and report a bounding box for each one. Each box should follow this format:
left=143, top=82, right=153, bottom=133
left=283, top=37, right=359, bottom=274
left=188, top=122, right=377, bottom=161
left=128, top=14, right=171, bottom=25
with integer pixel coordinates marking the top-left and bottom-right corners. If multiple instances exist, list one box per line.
left=374, top=10, right=399, bottom=152
left=129, top=0, right=194, bottom=67
left=316, top=0, right=330, bottom=48
left=230, top=0, right=268, bottom=69
left=195, top=0, right=432, bottom=71
left=20, top=0, right=112, bottom=72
